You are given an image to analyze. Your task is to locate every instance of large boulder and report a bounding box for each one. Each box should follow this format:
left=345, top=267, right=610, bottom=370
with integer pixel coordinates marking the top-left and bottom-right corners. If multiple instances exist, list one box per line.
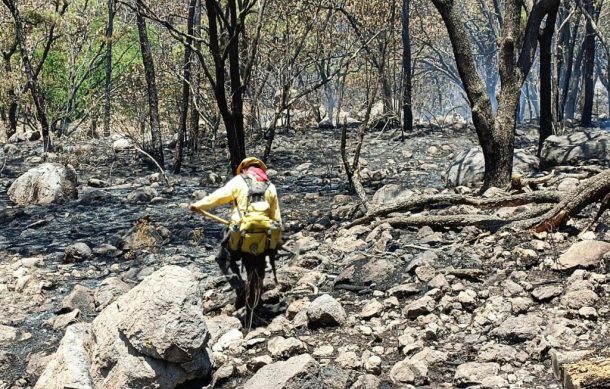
left=445, top=147, right=538, bottom=187
left=34, top=324, right=92, bottom=389
left=35, top=266, right=213, bottom=389
left=8, top=163, right=78, bottom=205
left=541, top=130, right=610, bottom=168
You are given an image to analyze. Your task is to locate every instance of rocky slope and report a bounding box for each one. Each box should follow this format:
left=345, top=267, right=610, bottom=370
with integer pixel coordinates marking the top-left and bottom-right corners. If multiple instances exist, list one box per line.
left=1, top=124, right=610, bottom=388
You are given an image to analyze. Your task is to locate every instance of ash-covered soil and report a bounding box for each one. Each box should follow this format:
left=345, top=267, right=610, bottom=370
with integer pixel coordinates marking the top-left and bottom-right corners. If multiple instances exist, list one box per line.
left=1, top=124, right=610, bottom=388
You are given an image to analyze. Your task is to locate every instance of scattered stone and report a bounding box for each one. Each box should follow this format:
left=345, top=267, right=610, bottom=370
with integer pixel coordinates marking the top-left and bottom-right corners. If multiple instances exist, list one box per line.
left=268, top=336, right=306, bottom=359
left=243, top=354, right=319, bottom=389
left=532, top=284, right=563, bottom=302
left=492, top=314, right=543, bottom=342
left=404, top=296, right=435, bottom=319
left=59, top=284, right=95, bottom=316
left=206, top=314, right=243, bottom=344
left=454, top=362, right=500, bottom=387
left=557, top=240, right=610, bottom=270
left=389, top=358, right=428, bottom=385
left=360, top=299, right=384, bottom=319
left=578, top=306, right=598, bottom=320
left=306, top=294, right=346, bottom=327
left=247, top=355, right=273, bottom=372
left=371, top=184, right=413, bottom=208
left=64, top=243, right=92, bottom=263
left=387, top=283, right=420, bottom=299
left=334, top=258, right=395, bottom=290
left=8, top=163, right=78, bottom=205
left=93, top=277, right=131, bottom=311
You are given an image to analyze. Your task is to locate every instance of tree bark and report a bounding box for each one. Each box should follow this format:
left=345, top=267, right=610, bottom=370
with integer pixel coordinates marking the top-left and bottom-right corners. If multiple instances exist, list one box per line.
left=432, top=0, right=560, bottom=190
left=173, top=0, right=197, bottom=174
left=103, top=0, right=115, bottom=137
left=401, top=0, right=413, bottom=137
left=581, top=0, right=596, bottom=126
left=204, top=0, right=245, bottom=173
left=538, top=2, right=559, bottom=154
left=135, top=0, right=164, bottom=167
left=2, top=42, right=18, bottom=139
left=2, top=0, right=52, bottom=151
left=557, top=9, right=580, bottom=121
left=189, top=0, right=201, bottom=152
left=565, top=39, right=586, bottom=120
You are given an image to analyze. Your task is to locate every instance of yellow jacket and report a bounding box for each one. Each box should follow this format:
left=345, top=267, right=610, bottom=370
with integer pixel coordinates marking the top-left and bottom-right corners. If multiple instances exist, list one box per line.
left=191, top=175, right=282, bottom=225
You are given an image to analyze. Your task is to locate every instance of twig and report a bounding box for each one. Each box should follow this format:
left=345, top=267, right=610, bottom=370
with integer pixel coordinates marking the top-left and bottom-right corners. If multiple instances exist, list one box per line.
left=132, top=145, right=171, bottom=187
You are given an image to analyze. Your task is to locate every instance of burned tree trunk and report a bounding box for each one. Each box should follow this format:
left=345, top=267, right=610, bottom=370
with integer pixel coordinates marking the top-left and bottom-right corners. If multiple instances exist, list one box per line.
left=538, top=2, right=559, bottom=154
left=580, top=0, right=596, bottom=126
left=173, top=0, right=197, bottom=174
left=103, top=0, right=115, bottom=137
left=189, top=0, right=202, bottom=152
left=401, top=0, right=413, bottom=137
left=2, top=0, right=52, bottom=151
left=432, top=0, right=560, bottom=190
left=135, top=0, right=164, bottom=167
left=2, top=41, right=18, bottom=140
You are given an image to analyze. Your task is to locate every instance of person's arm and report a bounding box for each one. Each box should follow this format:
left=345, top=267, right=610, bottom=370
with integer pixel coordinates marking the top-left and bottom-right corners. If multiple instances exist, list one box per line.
left=267, top=185, right=282, bottom=224
left=190, top=177, right=238, bottom=211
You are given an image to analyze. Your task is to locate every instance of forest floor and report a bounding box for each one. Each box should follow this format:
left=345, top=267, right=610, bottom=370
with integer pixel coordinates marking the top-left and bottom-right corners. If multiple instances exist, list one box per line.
left=1, top=123, right=610, bottom=388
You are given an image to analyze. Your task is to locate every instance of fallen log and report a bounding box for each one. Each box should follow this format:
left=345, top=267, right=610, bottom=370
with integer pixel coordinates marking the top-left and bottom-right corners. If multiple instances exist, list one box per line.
left=350, top=191, right=562, bottom=228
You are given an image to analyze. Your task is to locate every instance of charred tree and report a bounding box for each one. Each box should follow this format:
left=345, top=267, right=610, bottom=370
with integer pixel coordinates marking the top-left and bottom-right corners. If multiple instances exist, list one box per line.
left=2, top=0, right=53, bottom=151
left=580, top=0, right=596, bottom=126
left=173, top=0, right=197, bottom=174
left=189, top=0, right=202, bottom=152
left=432, top=0, right=561, bottom=190
left=401, top=0, right=413, bottom=137
left=103, top=0, right=115, bottom=137
left=538, top=2, right=559, bottom=154
left=135, top=0, right=164, bottom=167
left=1, top=41, right=18, bottom=140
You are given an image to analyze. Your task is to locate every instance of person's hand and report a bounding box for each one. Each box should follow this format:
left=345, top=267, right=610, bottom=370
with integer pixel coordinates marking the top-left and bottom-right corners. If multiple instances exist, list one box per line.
left=189, top=204, right=198, bottom=212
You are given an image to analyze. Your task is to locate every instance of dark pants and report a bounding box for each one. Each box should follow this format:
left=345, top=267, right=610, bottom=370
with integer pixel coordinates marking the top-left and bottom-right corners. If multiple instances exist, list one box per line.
left=215, top=230, right=269, bottom=310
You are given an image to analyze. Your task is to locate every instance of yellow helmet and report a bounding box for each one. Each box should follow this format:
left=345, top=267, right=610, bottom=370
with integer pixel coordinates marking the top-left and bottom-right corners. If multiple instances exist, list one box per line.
left=236, top=157, right=267, bottom=175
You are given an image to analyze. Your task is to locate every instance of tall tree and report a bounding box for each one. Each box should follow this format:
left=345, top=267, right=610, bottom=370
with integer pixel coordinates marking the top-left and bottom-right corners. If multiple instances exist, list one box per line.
left=2, top=0, right=55, bottom=151
left=103, top=0, right=116, bottom=137
left=432, top=0, right=561, bottom=190
left=1, top=40, right=18, bottom=139
left=401, top=0, right=413, bottom=136
left=538, top=2, right=560, bottom=153
left=135, top=0, right=164, bottom=167
left=581, top=0, right=596, bottom=126
left=173, top=0, right=197, bottom=173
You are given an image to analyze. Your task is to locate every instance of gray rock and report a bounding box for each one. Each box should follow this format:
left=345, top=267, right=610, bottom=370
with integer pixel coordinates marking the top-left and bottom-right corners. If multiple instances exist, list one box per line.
left=454, top=362, right=500, bottom=387
left=59, top=284, right=95, bottom=315
left=243, top=354, right=319, bottom=389
left=87, top=265, right=213, bottom=387
left=532, top=284, right=563, bottom=302
left=360, top=299, right=384, bottom=319
left=64, top=243, right=92, bottom=263
left=445, top=147, right=538, bottom=187
left=389, top=358, right=428, bottom=385
left=8, top=163, right=78, bottom=205
left=492, top=314, right=543, bottom=342
left=371, top=184, right=413, bottom=208
left=126, top=186, right=158, bottom=203
left=206, top=314, right=242, bottom=344
left=93, top=277, right=131, bottom=311
left=306, top=294, right=346, bottom=327
left=34, top=324, right=93, bottom=389
left=404, top=296, right=435, bottom=319
left=268, top=336, right=306, bottom=358
left=541, top=131, right=610, bottom=167
left=334, top=258, right=396, bottom=290
left=557, top=240, right=610, bottom=270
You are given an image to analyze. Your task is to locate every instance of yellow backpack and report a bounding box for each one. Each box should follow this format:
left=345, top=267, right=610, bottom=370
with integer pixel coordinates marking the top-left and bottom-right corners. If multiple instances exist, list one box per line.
left=229, top=176, right=281, bottom=255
